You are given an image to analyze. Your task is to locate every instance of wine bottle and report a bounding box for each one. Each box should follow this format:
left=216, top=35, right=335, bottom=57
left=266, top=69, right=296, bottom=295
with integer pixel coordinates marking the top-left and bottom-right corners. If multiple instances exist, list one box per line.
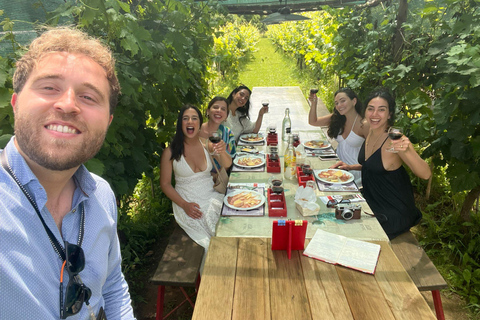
left=282, top=108, right=291, bottom=141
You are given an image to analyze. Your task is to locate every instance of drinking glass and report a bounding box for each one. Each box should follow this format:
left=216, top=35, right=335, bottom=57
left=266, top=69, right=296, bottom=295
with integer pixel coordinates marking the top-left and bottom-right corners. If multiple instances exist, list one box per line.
left=269, top=175, right=284, bottom=193
left=208, top=132, right=221, bottom=155
left=386, top=126, right=403, bottom=153
left=305, top=180, right=316, bottom=190
left=268, top=146, right=279, bottom=161
left=302, top=159, right=313, bottom=176
left=261, top=99, right=269, bottom=113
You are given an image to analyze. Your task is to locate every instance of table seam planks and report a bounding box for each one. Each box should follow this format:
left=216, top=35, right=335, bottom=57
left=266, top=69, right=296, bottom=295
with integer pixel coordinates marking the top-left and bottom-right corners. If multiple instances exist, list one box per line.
left=192, top=237, right=436, bottom=320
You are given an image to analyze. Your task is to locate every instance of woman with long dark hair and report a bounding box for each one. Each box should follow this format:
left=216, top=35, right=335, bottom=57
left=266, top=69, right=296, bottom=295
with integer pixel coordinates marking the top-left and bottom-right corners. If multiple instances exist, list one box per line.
left=160, top=105, right=231, bottom=254
left=224, top=85, right=268, bottom=141
left=334, top=88, right=431, bottom=239
left=308, top=88, right=369, bottom=186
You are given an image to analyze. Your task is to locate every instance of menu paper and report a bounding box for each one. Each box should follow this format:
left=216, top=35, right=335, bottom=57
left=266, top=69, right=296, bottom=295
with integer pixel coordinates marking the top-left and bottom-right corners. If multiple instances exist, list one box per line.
left=303, top=229, right=381, bottom=274
left=319, top=194, right=366, bottom=205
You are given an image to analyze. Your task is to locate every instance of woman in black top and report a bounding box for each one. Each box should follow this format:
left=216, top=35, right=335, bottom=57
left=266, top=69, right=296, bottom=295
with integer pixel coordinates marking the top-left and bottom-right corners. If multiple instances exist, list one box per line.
left=332, top=88, right=431, bottom=239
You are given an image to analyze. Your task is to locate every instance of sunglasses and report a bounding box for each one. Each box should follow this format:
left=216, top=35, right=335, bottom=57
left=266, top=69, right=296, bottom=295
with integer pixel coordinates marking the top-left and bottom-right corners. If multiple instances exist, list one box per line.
left=326, top=198, right=351, bottom=208
left=60, top=241, right=92, bottom=319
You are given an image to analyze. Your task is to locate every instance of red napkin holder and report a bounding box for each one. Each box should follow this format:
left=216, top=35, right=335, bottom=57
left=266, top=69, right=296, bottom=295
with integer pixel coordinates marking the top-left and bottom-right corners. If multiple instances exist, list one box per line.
left=267, top=189, right=287, bottom=217
left=267, top=133, right=278, bottom=146
left=266, top=154, right=281, bottom=173
left=271, top=220, right=308, bottom=259
left=296, top=166, right=315, bottom=188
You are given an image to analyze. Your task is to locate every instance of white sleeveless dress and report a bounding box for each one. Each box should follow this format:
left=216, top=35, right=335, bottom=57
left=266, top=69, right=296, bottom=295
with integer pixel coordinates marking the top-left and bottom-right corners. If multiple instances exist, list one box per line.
left=336, top=116, right=365, bottom=187
left=172, top=148, right=223, bottom=250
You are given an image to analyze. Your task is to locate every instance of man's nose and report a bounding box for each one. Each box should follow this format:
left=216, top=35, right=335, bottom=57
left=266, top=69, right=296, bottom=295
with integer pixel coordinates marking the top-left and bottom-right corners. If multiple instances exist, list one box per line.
left=54, top=88, right=80, bottom=114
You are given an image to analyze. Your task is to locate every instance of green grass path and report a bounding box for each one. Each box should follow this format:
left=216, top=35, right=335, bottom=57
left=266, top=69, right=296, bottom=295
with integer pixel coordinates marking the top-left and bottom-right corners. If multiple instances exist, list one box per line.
left=239, top=37, right=313, bottom=89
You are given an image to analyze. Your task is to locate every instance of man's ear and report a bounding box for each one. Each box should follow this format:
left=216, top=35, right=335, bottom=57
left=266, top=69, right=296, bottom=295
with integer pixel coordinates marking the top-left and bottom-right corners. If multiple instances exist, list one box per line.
left=11, top=93, right=17, bottom=113
left=108, top=114, right=113, bottom=126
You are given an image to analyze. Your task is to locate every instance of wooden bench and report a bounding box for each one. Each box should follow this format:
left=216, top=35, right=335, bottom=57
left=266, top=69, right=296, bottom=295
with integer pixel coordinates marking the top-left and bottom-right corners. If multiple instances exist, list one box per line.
left=391, top=231, right=448, bottom=320
left=150, top=225, right=204, bottom=320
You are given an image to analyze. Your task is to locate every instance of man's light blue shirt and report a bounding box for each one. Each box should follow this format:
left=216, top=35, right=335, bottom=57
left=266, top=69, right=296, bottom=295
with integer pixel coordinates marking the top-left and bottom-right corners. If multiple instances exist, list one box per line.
left=0, top=138, right=135, bottom=319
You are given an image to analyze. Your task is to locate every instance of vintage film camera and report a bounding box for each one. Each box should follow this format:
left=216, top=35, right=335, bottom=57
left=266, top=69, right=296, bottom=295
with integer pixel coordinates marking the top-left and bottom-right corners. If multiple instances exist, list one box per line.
left=335, top=203, right=361, bottom=220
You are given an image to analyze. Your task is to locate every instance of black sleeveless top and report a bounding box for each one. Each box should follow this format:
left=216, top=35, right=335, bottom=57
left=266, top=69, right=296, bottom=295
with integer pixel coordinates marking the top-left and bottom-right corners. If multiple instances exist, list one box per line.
left=358, top=138, right=421, bottom=239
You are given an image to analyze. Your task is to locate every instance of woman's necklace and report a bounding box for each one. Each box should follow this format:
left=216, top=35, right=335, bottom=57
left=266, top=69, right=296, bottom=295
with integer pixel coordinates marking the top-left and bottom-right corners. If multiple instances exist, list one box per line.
left=366, top=131, right=386, bottom=157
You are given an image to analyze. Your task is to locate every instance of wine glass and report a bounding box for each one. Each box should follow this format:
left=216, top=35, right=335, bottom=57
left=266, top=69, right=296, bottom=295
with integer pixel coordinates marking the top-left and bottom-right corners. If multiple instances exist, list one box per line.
left=268, top=175, right=284, bottom=193
left=302, top=159, right=313, bottom=176
left=261, top=99, right=269, bottom=113
left=208, top=132, right=221, bottom=155
left=386, top=126, right=403, bottom=153
left=308, top=88, right=319, bottom=107
left=267, top=124, right=277, bottom=134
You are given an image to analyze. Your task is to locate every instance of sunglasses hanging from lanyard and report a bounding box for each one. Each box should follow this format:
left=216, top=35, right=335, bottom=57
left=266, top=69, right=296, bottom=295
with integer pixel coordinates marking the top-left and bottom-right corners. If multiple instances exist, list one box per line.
left=1, top=150, right=93, bottom=319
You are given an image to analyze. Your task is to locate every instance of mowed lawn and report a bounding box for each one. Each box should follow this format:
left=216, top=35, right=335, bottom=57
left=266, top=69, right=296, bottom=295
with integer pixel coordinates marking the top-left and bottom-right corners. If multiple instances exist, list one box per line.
left=240, top=37, right=313, bottom=89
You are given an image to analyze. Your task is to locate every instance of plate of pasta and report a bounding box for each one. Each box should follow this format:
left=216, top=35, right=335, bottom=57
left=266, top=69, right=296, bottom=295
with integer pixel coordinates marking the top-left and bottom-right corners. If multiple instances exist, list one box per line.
left=234, top=155, right=265, bottom=168
left=314, top=169, right=354, bottom=185
left=224, top=190, right=265, bottom=211
left=303, top=140, right=331, bottom=150
left=239, top=133, right=265, bottom=143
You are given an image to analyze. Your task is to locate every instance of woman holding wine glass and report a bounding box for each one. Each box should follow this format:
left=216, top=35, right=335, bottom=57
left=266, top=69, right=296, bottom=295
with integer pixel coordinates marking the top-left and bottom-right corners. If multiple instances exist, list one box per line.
left=308, top=87, right=369, bottom=186
left=224, top=85, right=269, bottom=141
left=333, top=88, right=431, bottom=239
left=160, top=105, right=232, bottom=267
left=199, top=96, right=236, bottom=165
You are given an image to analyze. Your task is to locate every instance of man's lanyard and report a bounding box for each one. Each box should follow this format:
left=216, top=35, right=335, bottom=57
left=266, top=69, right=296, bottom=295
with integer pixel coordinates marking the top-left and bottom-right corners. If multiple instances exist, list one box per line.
left=0, top=149, right=84, bottom=261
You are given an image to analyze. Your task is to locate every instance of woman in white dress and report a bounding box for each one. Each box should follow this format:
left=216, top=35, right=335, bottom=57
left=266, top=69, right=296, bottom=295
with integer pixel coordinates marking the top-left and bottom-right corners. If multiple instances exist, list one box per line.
left=160, top=105, right=232, bottom=252
left=223, top=85, right=269, bottom=141
left=308, top=88, right=369, bottom=187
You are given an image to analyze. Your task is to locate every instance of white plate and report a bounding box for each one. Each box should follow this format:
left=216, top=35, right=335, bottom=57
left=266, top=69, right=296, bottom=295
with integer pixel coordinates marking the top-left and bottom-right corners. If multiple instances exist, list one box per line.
left=239, top=146, right=258, bottom=154
left=234, top=155, right=265, bottom=168
left=315, top=169, right=354, bottom=185
left=303, top=140, right=331, bottom=150
left=224, top=190, right=265, bottom=211
left=239, top=133, right=265, bottom=143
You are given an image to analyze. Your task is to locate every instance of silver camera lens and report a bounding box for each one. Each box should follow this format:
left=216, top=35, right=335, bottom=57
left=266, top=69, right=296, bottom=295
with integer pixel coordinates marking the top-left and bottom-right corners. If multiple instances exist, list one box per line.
left=342, top=209, right=354, bottom=220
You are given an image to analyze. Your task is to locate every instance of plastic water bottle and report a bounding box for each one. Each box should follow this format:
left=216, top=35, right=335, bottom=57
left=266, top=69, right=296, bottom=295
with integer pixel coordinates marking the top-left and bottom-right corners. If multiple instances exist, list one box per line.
left=282, top=108, right=291, bottom=141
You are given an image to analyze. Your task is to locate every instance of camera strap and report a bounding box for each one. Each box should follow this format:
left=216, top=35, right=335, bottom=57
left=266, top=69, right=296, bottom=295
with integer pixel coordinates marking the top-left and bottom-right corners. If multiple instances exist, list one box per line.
left=1, top=149, right=84, bottom=261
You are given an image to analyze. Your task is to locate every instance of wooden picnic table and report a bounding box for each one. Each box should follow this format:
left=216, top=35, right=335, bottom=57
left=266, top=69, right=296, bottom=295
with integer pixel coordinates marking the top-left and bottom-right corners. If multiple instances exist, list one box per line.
left=192, top=237, right=437, bottom=320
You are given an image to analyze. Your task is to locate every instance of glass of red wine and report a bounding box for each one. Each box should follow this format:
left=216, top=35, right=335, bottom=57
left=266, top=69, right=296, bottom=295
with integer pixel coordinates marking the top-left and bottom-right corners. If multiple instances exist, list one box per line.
left=208, top=132, right=221, bottom=155
left=302, top=164, right=313, bottom=176
left=310, top=88, right=319, bottom=94
left=261, top=99, right=269, bottom=113
left=269, top=175, right=284, bottom=193
left=386, top=126, right=403, bottom=153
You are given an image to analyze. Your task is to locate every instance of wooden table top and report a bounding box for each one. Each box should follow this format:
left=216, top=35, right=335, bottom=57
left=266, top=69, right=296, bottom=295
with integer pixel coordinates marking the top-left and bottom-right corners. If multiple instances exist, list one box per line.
left=192, top=237, right=436, bottom=320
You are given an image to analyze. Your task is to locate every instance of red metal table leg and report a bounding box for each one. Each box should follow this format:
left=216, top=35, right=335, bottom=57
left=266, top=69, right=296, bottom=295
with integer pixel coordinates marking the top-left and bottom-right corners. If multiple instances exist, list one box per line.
left=432, top=290, right=445, bottom=320
left=156, top=285, right=165, bottom=320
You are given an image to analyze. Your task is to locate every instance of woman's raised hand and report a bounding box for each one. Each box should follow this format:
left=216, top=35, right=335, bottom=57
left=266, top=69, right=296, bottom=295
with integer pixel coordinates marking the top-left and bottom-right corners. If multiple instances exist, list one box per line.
left=259, top=104, right=269, bottom=116
left=212, top=139, right=226, bottom=155
left=308, top=91, right=318, bottom=106
left=389, top=134, right=411, bottom=153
